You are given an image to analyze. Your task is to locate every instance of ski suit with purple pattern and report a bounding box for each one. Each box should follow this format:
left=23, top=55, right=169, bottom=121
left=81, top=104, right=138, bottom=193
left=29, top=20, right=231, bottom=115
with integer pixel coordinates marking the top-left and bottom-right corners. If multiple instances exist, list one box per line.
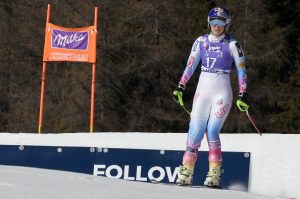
left=179, top=33, right=247, bottom=166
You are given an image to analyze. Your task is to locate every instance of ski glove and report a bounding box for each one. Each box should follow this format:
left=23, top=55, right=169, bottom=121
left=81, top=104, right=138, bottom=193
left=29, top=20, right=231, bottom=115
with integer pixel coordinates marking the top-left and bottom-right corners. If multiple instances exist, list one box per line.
left=173, top=84, right=186, bottom=106
left=236, top=92, right=249, bottom=112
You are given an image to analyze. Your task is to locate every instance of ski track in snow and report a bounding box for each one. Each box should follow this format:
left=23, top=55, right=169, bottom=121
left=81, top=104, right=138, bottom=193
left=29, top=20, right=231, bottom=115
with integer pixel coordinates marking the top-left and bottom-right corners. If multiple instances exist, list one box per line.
left=0, top=165, right=286, bottom=199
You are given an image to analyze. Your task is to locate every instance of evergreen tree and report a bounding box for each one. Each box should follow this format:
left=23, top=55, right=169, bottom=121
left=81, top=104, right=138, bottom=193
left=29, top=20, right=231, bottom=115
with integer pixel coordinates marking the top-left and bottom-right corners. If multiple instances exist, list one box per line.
left=0, top=0, right=298, bottom=133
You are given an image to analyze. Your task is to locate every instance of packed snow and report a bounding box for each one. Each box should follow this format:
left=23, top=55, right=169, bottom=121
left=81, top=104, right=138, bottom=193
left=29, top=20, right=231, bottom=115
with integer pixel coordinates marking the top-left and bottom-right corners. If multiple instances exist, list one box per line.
left=0, top=165, right=285, bottom=199
left=0, top=132, right=299, bottom=199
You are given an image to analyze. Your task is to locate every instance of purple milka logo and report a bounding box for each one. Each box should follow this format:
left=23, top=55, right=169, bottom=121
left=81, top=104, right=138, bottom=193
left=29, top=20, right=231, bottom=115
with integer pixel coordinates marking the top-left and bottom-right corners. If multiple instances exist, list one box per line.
left=52, top=29, right=88, bottom=50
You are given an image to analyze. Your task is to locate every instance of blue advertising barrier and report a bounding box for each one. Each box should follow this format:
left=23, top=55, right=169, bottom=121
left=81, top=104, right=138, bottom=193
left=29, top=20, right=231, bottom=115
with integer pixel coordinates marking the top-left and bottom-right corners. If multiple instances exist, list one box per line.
left=0, top=145, right=250, bottom=191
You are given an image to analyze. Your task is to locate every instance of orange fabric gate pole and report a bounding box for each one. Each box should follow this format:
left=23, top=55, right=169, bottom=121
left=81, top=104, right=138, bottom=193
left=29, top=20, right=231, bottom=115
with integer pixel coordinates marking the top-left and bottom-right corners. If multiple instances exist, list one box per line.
left=90, top=7, right=98, bottom=133
left=38, top=4, right=51, bottom=134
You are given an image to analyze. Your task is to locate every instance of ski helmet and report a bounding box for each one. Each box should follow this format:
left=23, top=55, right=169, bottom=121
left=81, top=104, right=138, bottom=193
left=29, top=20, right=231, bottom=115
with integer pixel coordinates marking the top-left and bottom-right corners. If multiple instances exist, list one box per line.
left=207, top=7, right=231, bottom=31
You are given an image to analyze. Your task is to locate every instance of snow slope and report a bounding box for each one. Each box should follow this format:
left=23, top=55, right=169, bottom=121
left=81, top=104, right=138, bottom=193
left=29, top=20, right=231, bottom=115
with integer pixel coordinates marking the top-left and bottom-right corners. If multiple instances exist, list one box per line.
left=0, top=165, right=284, bottom=199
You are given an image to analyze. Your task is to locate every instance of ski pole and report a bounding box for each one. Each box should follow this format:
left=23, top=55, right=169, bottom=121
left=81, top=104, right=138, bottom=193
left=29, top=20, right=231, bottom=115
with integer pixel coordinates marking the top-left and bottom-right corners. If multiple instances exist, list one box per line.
left=172, top=91, right=191, bottom=115
left=245, top=110, right=262, bottom=135
left=236, top=100, right=262, bottom=135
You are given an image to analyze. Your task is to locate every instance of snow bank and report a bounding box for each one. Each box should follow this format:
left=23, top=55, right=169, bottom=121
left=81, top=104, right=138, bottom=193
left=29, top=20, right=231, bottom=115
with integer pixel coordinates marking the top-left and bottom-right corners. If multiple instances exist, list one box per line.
left=0, top=132, right=299, bottom=199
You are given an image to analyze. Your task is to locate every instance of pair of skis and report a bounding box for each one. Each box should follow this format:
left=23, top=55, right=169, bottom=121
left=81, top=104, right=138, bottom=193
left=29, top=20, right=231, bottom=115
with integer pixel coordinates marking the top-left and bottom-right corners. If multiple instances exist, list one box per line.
left=172, top=93, right=262, bottom=135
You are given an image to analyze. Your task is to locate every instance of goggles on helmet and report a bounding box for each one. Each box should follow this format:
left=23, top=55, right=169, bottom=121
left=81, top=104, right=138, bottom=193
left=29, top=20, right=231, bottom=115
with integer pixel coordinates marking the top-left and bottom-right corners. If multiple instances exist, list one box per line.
left=209, top=17, right=227, bottom=26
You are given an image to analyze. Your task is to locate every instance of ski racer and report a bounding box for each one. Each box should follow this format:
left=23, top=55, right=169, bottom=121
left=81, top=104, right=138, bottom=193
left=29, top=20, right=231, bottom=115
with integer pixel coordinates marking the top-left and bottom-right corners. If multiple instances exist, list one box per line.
left=173, top=7, right=248, bottom=188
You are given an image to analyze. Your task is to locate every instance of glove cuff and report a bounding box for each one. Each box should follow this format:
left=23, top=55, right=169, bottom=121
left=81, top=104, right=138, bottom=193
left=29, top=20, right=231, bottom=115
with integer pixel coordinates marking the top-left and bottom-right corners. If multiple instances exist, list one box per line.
left=238, top=92, right=247, bottom=98
left=178, top=83, right=186, bottom=91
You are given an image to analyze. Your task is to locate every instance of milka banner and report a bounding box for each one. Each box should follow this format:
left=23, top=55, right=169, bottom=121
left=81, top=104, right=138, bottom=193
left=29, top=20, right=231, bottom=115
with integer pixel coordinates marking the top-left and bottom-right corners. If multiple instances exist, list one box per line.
left=43, top=23, right=97, bottom=63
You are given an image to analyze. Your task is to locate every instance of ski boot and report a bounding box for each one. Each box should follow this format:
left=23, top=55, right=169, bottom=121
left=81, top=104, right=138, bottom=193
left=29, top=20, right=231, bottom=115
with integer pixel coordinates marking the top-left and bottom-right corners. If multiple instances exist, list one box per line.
left=176, top=165, right=194, bottom=185
left=204, top=168, right=223, bottom=188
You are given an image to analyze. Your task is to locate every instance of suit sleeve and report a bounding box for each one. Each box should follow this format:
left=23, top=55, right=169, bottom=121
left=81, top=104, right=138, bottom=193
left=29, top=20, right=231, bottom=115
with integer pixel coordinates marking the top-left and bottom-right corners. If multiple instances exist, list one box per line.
left=229, top=41, right=247, bottom=93
left=179, top=37, right=202, bottom=86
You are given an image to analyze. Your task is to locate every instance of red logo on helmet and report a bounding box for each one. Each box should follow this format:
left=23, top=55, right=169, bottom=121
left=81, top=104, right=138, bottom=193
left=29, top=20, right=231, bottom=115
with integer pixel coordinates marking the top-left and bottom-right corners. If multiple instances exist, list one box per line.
left=215, top=7, right=224, bottom=12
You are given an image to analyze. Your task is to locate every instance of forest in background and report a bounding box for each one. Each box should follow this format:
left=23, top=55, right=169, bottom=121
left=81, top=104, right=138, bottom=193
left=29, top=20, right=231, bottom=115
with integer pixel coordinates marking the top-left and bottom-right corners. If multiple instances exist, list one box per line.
left=0, top=0, right=299, bottom=133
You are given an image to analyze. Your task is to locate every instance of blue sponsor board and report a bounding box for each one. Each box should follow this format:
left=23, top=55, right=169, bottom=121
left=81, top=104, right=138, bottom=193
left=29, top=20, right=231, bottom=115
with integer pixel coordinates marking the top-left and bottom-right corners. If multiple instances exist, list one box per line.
left=0, top=145, right=250, bottom=191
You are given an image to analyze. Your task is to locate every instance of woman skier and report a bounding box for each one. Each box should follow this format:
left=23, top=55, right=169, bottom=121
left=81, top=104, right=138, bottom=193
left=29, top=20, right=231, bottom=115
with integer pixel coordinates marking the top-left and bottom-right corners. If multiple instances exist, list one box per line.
left=173, top=7, right=248, bottom=188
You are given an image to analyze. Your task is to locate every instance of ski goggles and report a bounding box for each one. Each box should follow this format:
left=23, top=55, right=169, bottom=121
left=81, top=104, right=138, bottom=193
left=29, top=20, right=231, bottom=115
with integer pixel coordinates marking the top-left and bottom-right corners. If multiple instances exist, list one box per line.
left=209, top=18, right=226, bottom=26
